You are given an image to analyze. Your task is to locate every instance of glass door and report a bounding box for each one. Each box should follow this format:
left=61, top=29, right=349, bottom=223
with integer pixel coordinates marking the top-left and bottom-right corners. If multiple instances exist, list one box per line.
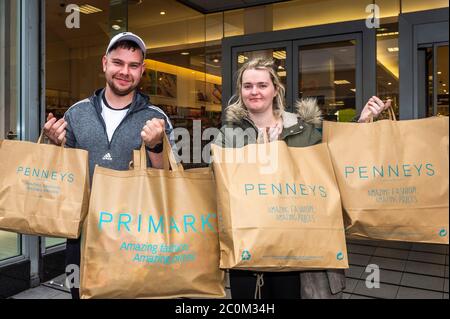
left=231, top=41, right=293, bottom=110
left=418, top=43, right=449, bottom=117
left=294, top=34, right=362, bottom=122
left=0, top=0, right=35, bottom=299
left=227, top=35, right=363, bottom=120
left=0, top=0, right=22, bottom=265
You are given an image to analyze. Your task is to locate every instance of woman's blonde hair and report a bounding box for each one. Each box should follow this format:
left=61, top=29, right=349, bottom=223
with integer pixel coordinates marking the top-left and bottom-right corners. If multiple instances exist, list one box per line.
left=227, top=58, right=286, bottom=118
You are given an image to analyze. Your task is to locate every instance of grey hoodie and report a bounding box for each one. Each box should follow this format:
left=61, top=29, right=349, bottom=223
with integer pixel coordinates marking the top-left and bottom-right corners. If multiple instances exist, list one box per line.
left=64, top=88, right=173, bottom=183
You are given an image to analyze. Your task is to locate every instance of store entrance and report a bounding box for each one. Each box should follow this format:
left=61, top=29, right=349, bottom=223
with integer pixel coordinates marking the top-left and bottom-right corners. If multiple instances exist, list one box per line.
left=222, top=20, right=376, bottom=121
left=417, top=43, right=449, bottom=117
left=399, top=8, right=448, bottom=119
left=0, top=0, right=39, bottom=298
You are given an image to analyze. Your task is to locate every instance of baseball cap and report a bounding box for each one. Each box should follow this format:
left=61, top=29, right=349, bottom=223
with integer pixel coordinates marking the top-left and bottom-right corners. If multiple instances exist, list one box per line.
left=106, top=32, right=147, bottom=57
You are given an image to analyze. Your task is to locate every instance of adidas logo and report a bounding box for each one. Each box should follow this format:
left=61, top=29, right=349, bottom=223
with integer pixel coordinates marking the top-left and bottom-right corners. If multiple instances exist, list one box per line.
left=102, top=153, right=113, bottom=161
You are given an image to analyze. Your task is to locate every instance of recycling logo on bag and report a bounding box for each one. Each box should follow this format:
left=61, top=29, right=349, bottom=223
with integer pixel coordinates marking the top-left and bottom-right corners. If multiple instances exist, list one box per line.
left=241, top=250, right=251, bottom=261
left=439, top=228, right=447, bottom=237
left=336, top=251, right=344, bottom=261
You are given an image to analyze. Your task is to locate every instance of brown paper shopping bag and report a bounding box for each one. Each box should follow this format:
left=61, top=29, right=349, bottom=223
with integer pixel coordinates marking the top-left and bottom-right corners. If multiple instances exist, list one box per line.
left=0, top=133, right=89, bottom=238
left=323, top=112, right=449, bottom=244
left=80, top=136, right=225, bottom=299
left=211, top=141, right=348, bottom=272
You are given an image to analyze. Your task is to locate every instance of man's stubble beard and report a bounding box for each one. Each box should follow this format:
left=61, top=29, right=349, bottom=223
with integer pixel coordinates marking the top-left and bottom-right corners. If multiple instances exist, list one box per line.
left=107, top=77, right=139, bottom=97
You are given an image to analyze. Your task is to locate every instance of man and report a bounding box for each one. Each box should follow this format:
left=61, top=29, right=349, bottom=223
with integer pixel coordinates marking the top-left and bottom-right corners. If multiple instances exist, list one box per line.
left=43, top=32, right=173, bottom=299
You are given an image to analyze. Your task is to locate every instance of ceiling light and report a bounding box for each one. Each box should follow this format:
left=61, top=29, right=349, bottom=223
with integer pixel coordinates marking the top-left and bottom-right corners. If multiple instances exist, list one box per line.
left=213, top=58, right=220, bottom=63
left=272, top=51, right=286, bottom=60
left=388, top=82, right=392, bottom=85
left=77, top=4, right=103, bottom=14
left=438, top=71, right=442, bottom=75
left=329, top=101, right=345, bottom=106
left=443, top=83, right=447, bottom=86
left=350, top=88, right=356, bottom=92
left=111, top=25, right=121, bottom=31
left=387, top=47, right=399, bottom=52
left=181, top=52, right=189, bottom=56
left=376, top=31, right=399, bottom=37
left=160, top=11, right=166, bottom=15
left=334, top=80, right=351, bottom=85
left=238, top=55, right=248, bottom=64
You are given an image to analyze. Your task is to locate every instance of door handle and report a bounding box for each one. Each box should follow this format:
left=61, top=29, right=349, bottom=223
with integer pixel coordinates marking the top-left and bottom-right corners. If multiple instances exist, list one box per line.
left=6, top=131, right=18, bottom=140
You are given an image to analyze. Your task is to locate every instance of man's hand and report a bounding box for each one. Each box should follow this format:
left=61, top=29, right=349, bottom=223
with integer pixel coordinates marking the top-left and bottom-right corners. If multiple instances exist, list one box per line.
left=43, top=113, right=67, bottom=145
left=141, top=118, right=165, bottom=148
left=358, top=96, right=392, bottom=123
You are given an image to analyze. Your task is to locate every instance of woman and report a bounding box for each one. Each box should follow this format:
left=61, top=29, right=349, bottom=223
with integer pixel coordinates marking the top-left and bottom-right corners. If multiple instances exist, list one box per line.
left=215, top=58, right=390, bottom=299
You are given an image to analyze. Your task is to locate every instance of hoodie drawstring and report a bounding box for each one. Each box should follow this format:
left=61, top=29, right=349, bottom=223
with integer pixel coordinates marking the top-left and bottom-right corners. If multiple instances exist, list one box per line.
left=254, top=273, right=265, bottom=299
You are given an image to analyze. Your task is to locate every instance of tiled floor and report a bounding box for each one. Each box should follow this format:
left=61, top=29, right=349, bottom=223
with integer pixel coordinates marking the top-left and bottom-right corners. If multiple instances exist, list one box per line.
left=344, top=238, right=449, bottom=299
left=11, top=273, right=232, bottom=299
left=10, top=274, right=71, bottom=299
left=9, top=239, right=450, bottom=299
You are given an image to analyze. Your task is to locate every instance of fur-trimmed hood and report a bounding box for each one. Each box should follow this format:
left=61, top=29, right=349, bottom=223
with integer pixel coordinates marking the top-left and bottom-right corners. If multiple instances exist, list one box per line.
left=224, top=98, right=322, bottom=127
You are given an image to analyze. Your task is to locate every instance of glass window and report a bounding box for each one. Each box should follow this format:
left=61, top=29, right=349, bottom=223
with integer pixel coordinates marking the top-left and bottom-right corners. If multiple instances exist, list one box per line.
left=298, top=41, right=357, bottom=122
left=436, top=45, right=449, bottom=116
left=46, top=0, right=110, bottom=119
left=129, top=1, right=223, bottom=168
left=376, top=0, right=400, bottom=18
left=273, top=0, right=370, bottom=31
left=224, top=9, right=244, bottom=37
left=0, top=231, right=21, bottom=261
left=402, top=0, right=448, bottom=13
left=0, top=0, right=21, bottom=261
left=376, top=22, right=399, bottom=118
left=425, top=47, right=434, bottom=117
left=45, top=237, right=66, bottom=249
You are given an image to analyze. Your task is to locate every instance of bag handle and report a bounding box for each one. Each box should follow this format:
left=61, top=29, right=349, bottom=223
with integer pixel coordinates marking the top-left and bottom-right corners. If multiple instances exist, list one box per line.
left=133, top=133, right=181, bottom=172
left=369, top=104, right=396, bottom=123
left=37, top=129, right=66, bottom=147
left=387, top=105, right=397, bottom=121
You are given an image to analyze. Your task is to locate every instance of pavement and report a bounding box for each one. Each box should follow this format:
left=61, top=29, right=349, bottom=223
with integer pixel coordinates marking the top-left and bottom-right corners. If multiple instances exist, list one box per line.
left=9, top=238, right=450, bottom=299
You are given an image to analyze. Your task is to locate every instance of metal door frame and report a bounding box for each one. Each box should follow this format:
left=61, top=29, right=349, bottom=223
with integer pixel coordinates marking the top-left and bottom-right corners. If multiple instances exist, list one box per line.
left=222, top=19, right=376, bottom=114
left=293, top=33, right=364, bottom=114
left=399, top=8, right=449, bottom=119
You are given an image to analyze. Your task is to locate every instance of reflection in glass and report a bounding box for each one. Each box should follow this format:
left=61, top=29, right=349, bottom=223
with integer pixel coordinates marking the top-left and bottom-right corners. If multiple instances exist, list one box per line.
left=0, top=231, right=21, bottom=261
left=299, top=41, right=356, bottom=122
left=45, top=0, right=110, bottom=119
left=377, top=23, right=399, bottom=118
left=46, top=237, right=66, bottom=248
left=0, top=0, right=21, bottom=261
left=437, top=45, right=449, bottom=116
left=426, top=47, right=434, bottom=117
